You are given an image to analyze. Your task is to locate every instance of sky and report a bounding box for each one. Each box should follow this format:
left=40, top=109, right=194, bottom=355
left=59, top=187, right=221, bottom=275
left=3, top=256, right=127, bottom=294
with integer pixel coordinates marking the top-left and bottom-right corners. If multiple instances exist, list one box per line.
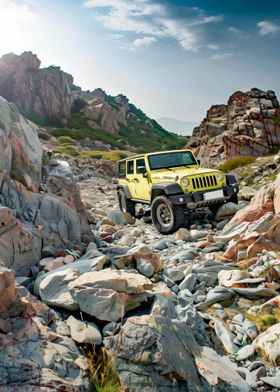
left=0, top=0, right=279, bottom=125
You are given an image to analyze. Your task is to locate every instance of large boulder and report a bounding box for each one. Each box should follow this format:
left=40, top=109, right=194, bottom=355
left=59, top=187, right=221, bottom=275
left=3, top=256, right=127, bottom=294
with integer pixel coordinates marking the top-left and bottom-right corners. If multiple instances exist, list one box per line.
left=0, top=96, right=92, bottom=273
left=216, top=172, right=280, bottom=261
left=253, top=323, right=280, bottom=365
left=69, top=269, right=153, bottom=321
left=0, top=207, right=41, bottom=275
left=105, top=314, right=250, bottom=391
left=0, top=96, right=42, bottom=190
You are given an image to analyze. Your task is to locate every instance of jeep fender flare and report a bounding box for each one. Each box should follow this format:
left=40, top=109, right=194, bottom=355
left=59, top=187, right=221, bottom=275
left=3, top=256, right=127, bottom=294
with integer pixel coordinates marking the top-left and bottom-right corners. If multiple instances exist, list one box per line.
left=151, top=183, right=184, bottom=201
left=117, top=184, right=132, bottom=199
left=225, top=174, right=238, bottom=185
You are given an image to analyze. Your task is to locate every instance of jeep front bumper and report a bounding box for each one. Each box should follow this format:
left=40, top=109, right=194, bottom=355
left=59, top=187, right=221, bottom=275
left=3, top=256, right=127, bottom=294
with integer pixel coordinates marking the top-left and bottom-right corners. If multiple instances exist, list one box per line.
left=169, top=184, right=239, bottom=208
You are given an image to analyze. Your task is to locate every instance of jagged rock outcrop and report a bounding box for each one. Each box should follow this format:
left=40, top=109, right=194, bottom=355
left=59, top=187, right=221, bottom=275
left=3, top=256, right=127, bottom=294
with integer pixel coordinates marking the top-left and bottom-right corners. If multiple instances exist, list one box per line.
left=188, top=88, right=280, bottom=164
left=0, top=267, right=89, bottom=390
left=0, top=51, right=77, bottom=124
left=0, top=97, right=92, bottom=275
left=83, top=98, right=128, bottom=134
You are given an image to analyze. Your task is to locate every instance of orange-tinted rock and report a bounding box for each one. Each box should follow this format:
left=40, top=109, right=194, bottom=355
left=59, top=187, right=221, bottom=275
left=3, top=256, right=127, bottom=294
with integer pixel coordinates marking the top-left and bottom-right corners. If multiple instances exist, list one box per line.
left=133, top=251, right=162, bottom=273
left=228, top=187, right=274, bottom=227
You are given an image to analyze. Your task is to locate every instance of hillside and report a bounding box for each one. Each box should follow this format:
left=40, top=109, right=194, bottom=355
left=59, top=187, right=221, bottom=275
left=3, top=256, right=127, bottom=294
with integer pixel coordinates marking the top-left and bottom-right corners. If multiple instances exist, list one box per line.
left=187, top=88, right=280, bottom=165
left=0, top=51, right=186, bottom=154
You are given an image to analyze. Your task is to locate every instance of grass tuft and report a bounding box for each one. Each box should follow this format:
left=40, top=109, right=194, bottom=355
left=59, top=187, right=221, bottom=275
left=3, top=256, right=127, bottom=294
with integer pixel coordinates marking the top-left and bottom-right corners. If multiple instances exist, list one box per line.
left=220, top=156, right=256, bottom=173
left=85, top=346, right=122, bottom=392
left=246, top=308, right=280, bottom=332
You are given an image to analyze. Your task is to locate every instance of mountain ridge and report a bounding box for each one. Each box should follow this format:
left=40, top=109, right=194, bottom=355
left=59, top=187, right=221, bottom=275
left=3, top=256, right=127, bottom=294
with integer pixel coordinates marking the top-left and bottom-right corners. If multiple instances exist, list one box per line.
left=0, top=51, right=186, bottom=153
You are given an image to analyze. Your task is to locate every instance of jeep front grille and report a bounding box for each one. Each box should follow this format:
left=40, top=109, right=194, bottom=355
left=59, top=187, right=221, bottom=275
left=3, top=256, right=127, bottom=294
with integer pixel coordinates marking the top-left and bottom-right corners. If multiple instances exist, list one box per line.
left=191, top=175, right=217, bottom=190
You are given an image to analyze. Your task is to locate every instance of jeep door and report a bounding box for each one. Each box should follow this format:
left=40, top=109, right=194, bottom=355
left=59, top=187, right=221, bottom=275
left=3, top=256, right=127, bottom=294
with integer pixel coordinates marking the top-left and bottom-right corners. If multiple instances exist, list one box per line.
left=126, top=159, right=137, bottom=198
left=133, top=158, right=150, bottom=201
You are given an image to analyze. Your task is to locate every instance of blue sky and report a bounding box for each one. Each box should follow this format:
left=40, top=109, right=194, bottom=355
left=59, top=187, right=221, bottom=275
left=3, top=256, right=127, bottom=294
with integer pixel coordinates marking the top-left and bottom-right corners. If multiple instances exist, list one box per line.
left=0, top=0, right=279, bottom=124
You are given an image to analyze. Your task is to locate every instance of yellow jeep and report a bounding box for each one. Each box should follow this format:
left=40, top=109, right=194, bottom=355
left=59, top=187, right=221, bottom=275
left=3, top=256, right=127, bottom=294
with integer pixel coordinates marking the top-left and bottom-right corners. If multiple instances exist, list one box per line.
left=117, top=149, right=238, bottom=233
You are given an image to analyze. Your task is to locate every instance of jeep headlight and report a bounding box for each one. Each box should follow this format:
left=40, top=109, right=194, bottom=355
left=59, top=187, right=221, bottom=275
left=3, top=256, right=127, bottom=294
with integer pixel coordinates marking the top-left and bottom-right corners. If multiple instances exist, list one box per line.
left=217, top=173, right=224, bottom=181
left=182, top=177, right=189, bottom=187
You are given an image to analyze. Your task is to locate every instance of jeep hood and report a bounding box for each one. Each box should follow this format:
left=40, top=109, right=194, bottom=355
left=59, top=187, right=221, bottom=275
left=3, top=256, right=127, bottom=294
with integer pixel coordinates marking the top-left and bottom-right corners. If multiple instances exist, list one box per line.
left=150, top=166, right=220, bottom=181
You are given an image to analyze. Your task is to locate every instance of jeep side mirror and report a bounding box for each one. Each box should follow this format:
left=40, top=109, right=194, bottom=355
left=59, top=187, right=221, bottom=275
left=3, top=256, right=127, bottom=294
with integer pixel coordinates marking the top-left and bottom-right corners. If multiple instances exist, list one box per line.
left=197, top=160, right=201, bottom=165
left=138, top=166, right=147, bottom=177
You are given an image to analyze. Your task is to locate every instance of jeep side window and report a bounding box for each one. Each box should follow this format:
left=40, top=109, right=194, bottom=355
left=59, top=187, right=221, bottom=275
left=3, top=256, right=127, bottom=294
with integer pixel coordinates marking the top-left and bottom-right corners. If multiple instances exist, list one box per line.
left=127, top=160, right=134, bottom=174
left=119, top=162, right=126, bottom=178
left=136, top=159, right=146, bottom=174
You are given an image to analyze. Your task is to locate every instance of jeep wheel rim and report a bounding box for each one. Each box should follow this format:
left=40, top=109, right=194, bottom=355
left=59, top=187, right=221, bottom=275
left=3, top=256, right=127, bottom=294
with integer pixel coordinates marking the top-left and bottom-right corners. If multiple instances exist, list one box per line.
left=120, top=193, right=127, bottom=212
left=156, top=203, right=174, bottom=228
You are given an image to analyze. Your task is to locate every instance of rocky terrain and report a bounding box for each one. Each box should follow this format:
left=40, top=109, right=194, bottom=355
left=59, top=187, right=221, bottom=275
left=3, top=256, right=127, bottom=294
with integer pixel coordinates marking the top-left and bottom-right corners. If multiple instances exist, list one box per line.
left=188, top=88, right=280, bottom=165
left=2, top=131, right=280, bottom=390
left=0, top=52, right=185, bottom=153
left=1, top=54, right=280, bottom=391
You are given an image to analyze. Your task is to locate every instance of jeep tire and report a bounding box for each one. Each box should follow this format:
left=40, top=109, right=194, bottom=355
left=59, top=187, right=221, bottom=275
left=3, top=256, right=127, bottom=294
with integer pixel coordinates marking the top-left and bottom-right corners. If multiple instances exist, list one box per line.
left=118, top=189, right=135, bottom=216
left=151, top=195, right=185, bottom=234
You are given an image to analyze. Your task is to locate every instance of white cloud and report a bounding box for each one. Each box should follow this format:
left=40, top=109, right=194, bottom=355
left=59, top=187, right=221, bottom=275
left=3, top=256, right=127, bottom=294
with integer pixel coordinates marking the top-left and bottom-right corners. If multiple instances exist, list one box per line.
left=0, top=0, right=37, bottom=21
left=108, top=33, right=124, bottom=40
left=83, top=0, right=223, bottom=51
left=132, top=36, right=157, bottom=47
left=191, top=15, right=223, bottom=26
left=209, top=52, right=234, bottom=60
left=228, top=27, right=240, bottom=34
left=257, top=21, right=280, bottom=36
left=207, top=44, right=219, bottom=50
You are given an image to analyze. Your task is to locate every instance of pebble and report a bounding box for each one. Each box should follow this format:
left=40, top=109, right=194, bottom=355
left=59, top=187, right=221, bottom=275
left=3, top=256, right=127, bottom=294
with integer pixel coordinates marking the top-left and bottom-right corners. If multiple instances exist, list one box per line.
left=136, top=259, right=155, bottom=278
left=154, top=240, right=167, bottom=251
left=251, top=366, right=267, bottom=381
left=235, top=344, right=255, bottom=361
left=179, top=249, right=199, bottom=262
left=166, top=268, right=185, bottom=282
left=232, top=313, right=245, bottom=325
left=179, top=274, right=197, bottom=292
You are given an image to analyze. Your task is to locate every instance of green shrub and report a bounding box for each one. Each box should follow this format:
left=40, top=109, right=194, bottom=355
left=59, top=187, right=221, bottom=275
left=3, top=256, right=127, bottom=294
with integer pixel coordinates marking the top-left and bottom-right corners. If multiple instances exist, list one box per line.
left=27, top=113, right=44, bottom=126
left=45, top=116, right=64, bottom=127
left=67, top=113, right=89, bottom=129
left=57, top=136, right=76, bottom=144
left=81, top=150, right=126, bottom=161
left=50, top=128, right=126, bottom=150
left=71, top=98, right=87, bottom=114
left=220, top=156, right=256, bottom=173
left=53, top=145, right=79, bottom=156
left=269, top=115, right=280, bottom=126
left=38, top=130, right=51, bottom=140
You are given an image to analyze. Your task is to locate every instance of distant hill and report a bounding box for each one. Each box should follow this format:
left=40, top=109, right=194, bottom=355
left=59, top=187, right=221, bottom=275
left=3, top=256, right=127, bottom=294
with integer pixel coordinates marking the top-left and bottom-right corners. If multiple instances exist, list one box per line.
left=157, top=117, right=198, bottom=136
left=0, top=51, right=186, bottom=153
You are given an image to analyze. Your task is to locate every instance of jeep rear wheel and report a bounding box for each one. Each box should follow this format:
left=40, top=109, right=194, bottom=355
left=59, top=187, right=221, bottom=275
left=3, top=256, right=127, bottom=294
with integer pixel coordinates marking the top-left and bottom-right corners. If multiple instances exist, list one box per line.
left=151, top=195, right=185, bottom=234
left=118, top=189, right=135, bottom=216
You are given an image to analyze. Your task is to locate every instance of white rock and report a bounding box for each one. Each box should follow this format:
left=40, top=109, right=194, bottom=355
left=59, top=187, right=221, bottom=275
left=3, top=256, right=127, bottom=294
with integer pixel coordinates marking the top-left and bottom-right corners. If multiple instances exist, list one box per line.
left=67, top=315, right=102, bottom=345
left=235, top=345, right=255, bottom=361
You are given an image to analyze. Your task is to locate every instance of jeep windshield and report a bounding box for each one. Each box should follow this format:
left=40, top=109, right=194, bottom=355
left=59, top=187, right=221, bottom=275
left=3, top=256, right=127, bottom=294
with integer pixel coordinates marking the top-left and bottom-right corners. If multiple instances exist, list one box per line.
left=148, top=151, right=197, bottom=170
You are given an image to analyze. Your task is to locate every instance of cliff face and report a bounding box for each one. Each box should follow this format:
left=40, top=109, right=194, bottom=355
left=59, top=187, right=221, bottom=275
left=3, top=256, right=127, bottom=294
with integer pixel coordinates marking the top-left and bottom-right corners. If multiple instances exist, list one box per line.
left=188, top=88, right=280, bottom=164
left=0, top=96, right=91, bottom=275
left=0, top=52, right=77, bottom=124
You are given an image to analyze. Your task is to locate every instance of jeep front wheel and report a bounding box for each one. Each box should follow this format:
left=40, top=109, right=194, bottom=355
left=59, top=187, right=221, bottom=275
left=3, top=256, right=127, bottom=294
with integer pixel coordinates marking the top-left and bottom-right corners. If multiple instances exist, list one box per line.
left=151, top=195, right=185, bottom=234
left=118, top=189, right=135, bottom=216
